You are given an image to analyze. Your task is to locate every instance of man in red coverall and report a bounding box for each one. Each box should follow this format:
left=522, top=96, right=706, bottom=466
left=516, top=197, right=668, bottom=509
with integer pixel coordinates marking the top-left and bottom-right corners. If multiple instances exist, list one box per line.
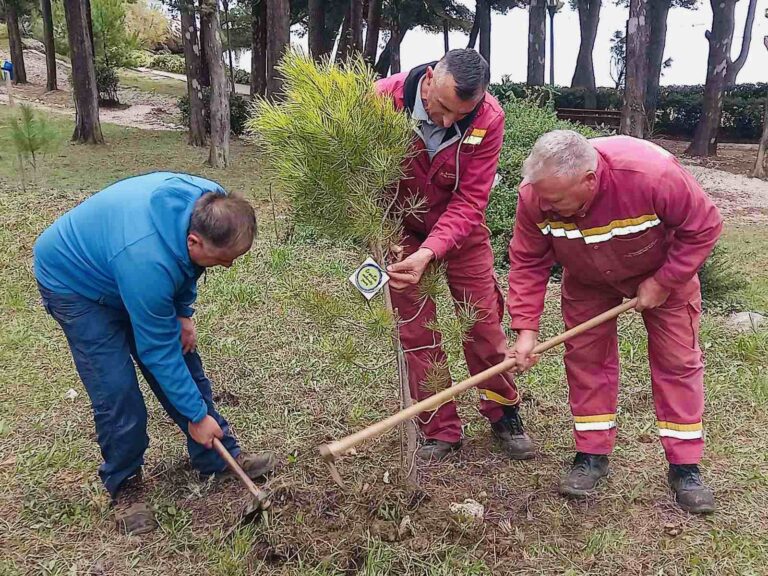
left=375, top=49, right=534, bottom=461
left=508, top=130, right=722, bottom=513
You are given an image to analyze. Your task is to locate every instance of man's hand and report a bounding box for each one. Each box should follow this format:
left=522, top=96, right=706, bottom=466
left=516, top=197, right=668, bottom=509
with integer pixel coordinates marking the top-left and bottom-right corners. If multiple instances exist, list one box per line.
left=386, top=247, right=434, bottom=290
left=635, top=276, right=671, bottom=312
left=178, top=316, right=197, bottom=354
left=508, top=329, right=540, bottom=373
left=188, top=415, right=223, bottom=449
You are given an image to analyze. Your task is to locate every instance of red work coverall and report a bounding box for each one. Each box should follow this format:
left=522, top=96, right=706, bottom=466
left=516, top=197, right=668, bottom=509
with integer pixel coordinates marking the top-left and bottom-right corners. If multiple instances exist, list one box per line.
left=376, top=65, right=519, bottom=443
left=508, top=136, right=723, bottom=464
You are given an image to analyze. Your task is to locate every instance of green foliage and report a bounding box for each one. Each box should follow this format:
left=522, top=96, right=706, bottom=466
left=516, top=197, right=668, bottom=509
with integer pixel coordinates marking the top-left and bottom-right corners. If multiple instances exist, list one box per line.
left=247, top=50, right=414, bottom=249
left=487, top=96, right=603, bottom=264
left=178, top=89, right=249, bottom=136
left=8, top=104, right=58, bottom=188
left=490, top=79, right=768, bottom=141
left=95, top=61, right=120, bottom=104
left=699, top=243, right=748, bottom=309
left=91, top=0, right=141, bottom=66
left=124, top=49, right=153, bottom=68
left=150, top=53, right=186, bottom=75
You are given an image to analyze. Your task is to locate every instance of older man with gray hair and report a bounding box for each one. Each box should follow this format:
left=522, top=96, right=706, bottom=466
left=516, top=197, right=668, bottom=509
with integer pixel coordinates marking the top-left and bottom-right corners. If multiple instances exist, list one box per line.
left=506, top=131, right=723, bottom=513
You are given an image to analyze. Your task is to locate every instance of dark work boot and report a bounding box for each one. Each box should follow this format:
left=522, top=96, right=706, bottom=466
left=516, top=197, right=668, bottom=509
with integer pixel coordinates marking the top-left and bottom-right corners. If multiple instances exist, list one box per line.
left=559, top=452, right=610, bottom=498
left=113, top=472, right=158, bottom=536
left=416, top=439, right=462, bottom=461
left=668, top=464, right=716, bottom=514
left=217, top=451, right=277, bottom=481
left=490, top=405, right=535, bottom=460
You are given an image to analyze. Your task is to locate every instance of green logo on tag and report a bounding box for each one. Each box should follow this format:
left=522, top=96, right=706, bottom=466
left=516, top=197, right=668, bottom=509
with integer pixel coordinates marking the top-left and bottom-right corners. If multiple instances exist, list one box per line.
left=356, top=264, right=383, bottom=292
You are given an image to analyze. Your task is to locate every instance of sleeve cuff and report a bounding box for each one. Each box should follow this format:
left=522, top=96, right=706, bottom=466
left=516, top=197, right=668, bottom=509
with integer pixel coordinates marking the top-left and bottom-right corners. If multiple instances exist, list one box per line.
left=175, top=304, right=195, bottom=318
left=421, top=237, right=448, bottom=261
left=510, top=319, right=540, bottom=332
left=190, top=402, right=208, bottom=423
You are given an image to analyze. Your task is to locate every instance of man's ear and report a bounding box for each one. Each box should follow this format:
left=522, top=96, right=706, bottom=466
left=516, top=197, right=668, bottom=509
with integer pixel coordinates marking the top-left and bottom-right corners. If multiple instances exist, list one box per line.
left=424, top=66, right=434, bottom=86
left=187, top=232, right=204, bottom=250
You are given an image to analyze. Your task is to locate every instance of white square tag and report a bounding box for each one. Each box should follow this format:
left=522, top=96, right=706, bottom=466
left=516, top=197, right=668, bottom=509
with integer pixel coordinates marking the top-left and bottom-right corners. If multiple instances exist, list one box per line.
left=349, top=257, right=390, bottom=300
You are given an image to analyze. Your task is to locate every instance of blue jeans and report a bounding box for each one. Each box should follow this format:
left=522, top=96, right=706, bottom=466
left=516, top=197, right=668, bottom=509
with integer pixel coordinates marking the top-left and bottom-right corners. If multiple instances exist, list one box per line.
left=38, top=284, right=240, bottom=497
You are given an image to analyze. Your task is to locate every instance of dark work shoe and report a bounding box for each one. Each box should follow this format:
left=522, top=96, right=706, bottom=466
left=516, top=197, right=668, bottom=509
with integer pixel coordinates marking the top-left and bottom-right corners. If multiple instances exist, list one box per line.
left=668, top=464, right=716, bottom=514
left=490, top=405, right=535, bottom=460
left=218, top=451, right=277, bottom=481
left=416, top=439, right=462, bottom=461
left=113, top=473, right=158, bottom=535
left=559, top=452, right=610, bottom=498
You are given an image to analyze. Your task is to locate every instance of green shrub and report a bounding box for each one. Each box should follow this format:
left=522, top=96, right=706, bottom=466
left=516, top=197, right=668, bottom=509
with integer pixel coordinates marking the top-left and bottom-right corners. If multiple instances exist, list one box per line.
left=95, top=61, right=120, bottom=105
left=150, top=53, right=185, bottom=75
left=9, top=104, right=58, bottom=189
left=178, top=89, right=249, bottom=136
left=124, top=50, right=153, bottom=68
left=699, top=243, right=747, bottom=309
left=487, top=96, right=604, bottom=264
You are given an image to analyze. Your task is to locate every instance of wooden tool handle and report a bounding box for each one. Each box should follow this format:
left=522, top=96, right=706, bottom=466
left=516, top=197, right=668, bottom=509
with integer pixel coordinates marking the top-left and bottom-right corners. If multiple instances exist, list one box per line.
left=318, top=297, right=637, bottom=462
left=213, top=438, right=269, bottom=504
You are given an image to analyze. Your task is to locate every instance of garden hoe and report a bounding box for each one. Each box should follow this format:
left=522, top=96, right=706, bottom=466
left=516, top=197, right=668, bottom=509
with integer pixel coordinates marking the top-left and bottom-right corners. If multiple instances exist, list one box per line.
left=318, top=298, right=638, bottom=482
left=212, top=438, right=271, bottom=525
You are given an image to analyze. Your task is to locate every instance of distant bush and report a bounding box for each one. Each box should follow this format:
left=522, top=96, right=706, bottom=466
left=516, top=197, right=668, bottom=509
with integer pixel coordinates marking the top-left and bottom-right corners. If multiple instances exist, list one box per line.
left=150, top=53, right=185, bottom=75
left=178, top=89, right=249, bottom=136
left=699, top=244, right=747, bottom=309
left=95, top=61, right=120, bottom=105
left=124, top=50, right=153, bottom=68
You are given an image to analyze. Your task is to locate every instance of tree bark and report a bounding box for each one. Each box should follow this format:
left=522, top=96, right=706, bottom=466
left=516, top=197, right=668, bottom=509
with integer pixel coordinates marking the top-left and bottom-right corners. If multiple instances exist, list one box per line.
left=84, top=0, right=95, bottom=58
left=251, top=0, right=267, bottom=97
left=336, top=9, right=351, bottom=61
left=753, top=89, right=768, bottom=179
left=467, top=11, right=479, bottom=48
left=200, top=0, right=229, bottom=167
left=363, top=0, right=382, bottom=65
left=222, top=0, right=235, bottom=94
left=181, top=0, right=206, bottom=147
left=309, top=0, right=327, bottom=61
left=6, top=2, right=27, bottom=84
left=266, top=0, right=290, bottom=98
left=526, top=0, right=545, bottom=86
left=477, top=0, right=491, bottom=65
left=63, top=0, right=103, bottom=143
left=41, top=0, right=57, bottom=90
left=390, top=23, right=402, bottom=73
left=349, top=0, right=363, bottom=55
left=687, top=0, right=735, bottom=156
left=443, top=20, right=449, bottom=53
left=374, top=33, right=394, bottom=76
left=198, top=0, right=211, bottom=88
left=571, top=0, right=601, bottom=108
left=644, top=0, right=671, bottom=132
left=725, top=0, right=757, bottom=87
left=620, top=0, right=649, bottom=138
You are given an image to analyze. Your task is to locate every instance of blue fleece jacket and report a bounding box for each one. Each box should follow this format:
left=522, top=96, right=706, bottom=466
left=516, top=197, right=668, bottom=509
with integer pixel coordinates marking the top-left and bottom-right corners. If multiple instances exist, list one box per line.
left=34, top=172, right=226, bottom=423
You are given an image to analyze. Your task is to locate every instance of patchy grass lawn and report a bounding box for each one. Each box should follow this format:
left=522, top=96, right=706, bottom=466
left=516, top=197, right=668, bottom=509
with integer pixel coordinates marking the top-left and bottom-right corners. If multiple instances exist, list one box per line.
left=119, top=69, right=189, bottom=100
left=1, top=104, right=767, bottom=575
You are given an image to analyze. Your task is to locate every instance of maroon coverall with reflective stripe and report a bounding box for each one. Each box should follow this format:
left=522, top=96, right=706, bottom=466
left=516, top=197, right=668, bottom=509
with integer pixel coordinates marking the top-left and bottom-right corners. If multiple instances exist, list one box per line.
left=507, top=136, right=723, bottom=463
left=376, top=67, right=519, bottom=443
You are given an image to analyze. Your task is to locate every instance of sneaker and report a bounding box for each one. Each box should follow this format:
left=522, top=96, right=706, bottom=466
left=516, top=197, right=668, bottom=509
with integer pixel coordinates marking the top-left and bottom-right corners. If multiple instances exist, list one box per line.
left=668, top=464, right=716, bottom=514
left=415, top=439, right=462, bottom=461
left=559, top=452, right=610, bottom=498
left=490, top=405, right=535, bottom=460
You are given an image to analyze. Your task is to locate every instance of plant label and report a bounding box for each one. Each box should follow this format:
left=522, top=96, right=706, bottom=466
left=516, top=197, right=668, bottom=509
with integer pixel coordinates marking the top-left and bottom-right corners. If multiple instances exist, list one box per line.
left=349, top=257, right=389, bottom=300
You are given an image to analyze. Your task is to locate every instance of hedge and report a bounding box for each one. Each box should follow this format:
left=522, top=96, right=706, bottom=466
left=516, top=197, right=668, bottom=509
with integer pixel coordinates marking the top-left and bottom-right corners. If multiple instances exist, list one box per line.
left=178, top=89, right=249, bottom=136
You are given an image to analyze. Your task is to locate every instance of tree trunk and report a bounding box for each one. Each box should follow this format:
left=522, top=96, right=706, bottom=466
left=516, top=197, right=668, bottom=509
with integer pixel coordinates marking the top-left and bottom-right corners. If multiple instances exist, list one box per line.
left=526, top=0, right=546, bottom=86
left=390, top=24, right=402, bottom=73
left=6, top=2, right=27, bottom=84
left=266, top=0, right=290, bottom=99
left=349, top=0, right=363, bottom=55
left=181, top=0, right=206, bottom=147
left=41, top=0, right=58, bottom=90
left=687, top=0, right=736, bottom=157
left=644, top=0, right=671, bottom=132
left=477, top=0, right=491, bottom=65
left=309, top=0, right=327, bottom=61
left=571, top=0, right=601, bottom=108
left=223, top=0, right=235, bottom=94
left=198, top=0, right=211, bottom=88
left=467, top=11, right=479, bottom=48
left=374, top=33, right=394, bottom=76
left=251, top=0, right=267, bottom=97
left=200, top=0, right=229, bottom=167
left=63, top=0, right=103, bottom=143
left=725, top=0, right=757, bottom=87
left=443, top=20, right=450, bottom=53
left=753, top=89, right=768, bottom=178
left=336, top=9, right=351, bottom=61
left=363, top=0, right=382, bottom=65
left=620, top=0, right=649, bottom=138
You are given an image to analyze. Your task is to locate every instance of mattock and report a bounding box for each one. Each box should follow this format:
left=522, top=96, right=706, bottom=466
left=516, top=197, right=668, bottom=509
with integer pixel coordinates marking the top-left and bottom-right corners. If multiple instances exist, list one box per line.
left=318, top=298, right=638, bottom=479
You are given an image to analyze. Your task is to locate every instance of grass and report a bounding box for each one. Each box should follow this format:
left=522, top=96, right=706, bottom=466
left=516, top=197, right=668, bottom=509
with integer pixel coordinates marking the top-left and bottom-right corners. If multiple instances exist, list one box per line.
left=119, top=69, right=189, bottom=99
left=1, top=104, right=768, bottom=575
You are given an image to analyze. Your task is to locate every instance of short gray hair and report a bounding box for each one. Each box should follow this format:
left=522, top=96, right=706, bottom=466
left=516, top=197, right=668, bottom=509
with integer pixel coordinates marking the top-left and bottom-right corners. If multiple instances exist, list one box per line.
left=434, top=49, right=490, bottom=101
left=189, top=192, right=257, bottom=249
left=522, top=130, right=598, bottom=183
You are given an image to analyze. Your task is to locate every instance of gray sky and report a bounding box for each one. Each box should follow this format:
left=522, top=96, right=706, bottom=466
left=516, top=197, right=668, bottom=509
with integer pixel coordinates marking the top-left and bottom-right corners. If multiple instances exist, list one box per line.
left=237, top=0, right=767, bottom=86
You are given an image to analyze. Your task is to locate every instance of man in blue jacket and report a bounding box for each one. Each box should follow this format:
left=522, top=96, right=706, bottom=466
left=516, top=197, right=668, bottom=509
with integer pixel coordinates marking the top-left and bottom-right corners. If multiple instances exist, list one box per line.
left=34, top=172, right=275, bottom=535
